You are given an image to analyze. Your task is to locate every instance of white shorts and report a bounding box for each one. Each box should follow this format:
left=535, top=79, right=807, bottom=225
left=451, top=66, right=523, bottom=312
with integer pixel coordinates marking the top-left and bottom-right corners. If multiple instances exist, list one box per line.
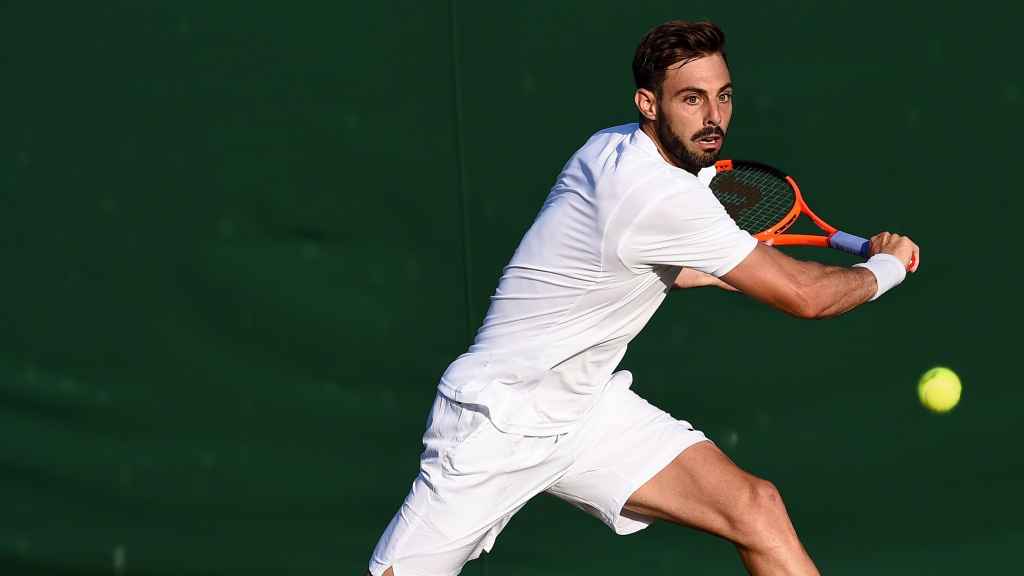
left=368, top=371, right=709, bottom=576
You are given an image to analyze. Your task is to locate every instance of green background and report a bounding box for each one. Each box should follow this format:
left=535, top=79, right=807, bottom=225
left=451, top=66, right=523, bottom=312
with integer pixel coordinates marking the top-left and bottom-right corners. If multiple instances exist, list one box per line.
left=2, top=1, right=1021, bottom=574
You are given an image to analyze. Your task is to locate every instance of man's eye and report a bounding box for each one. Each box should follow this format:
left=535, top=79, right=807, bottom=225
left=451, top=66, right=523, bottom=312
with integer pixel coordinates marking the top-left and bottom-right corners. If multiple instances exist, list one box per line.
left=684, top=94, right=701, bottom=105
left=719, top=93, right=732, bottom=103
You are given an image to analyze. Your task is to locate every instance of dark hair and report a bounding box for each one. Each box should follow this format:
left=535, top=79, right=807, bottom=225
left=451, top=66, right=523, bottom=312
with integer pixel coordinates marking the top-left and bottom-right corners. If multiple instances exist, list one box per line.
left=632, top=20, right=727, bottom=95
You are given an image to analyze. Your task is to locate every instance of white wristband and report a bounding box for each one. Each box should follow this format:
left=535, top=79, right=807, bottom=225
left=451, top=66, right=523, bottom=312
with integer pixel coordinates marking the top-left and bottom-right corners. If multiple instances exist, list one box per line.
left=853, top=254, right=907, bottom=301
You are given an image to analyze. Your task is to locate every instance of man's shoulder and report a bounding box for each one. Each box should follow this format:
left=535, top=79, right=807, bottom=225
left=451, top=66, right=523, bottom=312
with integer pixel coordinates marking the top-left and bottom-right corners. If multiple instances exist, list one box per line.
left=589, top=122, right=638, bottom=140
left=556, top=123, right=707, bottom=208
left=570, top=123, right=640, bottom=164
left=572, top=124, right=672, bottom=181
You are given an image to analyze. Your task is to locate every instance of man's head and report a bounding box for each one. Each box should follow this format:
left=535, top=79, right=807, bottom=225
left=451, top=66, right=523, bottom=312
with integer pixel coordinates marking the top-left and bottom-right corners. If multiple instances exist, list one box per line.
left=633, top=21, right=732, bottom=175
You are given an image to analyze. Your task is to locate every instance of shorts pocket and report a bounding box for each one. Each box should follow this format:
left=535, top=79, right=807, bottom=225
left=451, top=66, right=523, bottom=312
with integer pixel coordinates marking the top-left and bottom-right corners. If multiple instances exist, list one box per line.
left=441, top=406, right=498, bottom=476
left=442, top=408, right=558, bottom=477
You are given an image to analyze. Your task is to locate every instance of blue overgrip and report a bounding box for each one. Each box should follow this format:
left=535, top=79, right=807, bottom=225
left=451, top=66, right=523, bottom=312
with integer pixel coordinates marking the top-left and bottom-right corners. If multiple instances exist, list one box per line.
left=828, top=231, right=870, bottom=257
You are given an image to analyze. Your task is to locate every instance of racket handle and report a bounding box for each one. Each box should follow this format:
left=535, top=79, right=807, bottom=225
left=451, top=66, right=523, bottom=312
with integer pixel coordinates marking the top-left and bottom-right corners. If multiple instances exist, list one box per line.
left=829, top=231, right=871, bottom=257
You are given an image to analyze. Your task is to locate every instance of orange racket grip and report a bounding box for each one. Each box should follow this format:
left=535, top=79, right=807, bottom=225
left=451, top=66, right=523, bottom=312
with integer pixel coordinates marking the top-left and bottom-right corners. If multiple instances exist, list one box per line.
left=764, top=234, right=830, bottom=248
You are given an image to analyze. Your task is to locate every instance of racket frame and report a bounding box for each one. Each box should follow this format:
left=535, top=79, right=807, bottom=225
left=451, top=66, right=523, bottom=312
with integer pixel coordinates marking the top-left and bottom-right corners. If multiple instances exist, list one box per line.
left=714, top=159, right=841, bottom=248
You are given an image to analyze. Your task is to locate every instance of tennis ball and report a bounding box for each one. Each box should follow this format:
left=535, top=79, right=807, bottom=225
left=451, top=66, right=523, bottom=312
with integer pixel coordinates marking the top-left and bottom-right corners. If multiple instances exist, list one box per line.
left=917, top=367, right=961, bottom=413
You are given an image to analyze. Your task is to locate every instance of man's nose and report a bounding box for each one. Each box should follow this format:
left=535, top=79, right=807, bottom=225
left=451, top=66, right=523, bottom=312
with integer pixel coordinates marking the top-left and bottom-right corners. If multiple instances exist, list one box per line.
left=705, top=102, right=721, bottom=127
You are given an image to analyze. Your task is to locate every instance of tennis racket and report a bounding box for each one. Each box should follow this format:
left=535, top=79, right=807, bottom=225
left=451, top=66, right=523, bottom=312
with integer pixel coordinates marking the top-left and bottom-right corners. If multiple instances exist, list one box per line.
left=709, top=159, right=871, bottom=257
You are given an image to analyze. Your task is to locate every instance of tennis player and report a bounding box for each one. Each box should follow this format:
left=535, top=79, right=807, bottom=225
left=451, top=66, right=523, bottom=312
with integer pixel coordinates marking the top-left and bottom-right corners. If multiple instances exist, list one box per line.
left=368, top=20, right=918, bottom=576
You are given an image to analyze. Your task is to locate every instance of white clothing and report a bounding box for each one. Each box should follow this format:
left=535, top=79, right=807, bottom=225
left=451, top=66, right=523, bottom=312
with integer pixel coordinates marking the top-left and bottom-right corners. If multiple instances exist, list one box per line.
left=438, top=123, right=756, bottom=435
left=368, top=372, right=710, bottom=576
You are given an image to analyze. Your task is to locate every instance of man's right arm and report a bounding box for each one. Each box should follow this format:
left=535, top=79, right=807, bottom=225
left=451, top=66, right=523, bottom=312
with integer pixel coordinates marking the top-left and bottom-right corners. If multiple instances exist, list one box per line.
left=721, top=232, right=919, bottom=319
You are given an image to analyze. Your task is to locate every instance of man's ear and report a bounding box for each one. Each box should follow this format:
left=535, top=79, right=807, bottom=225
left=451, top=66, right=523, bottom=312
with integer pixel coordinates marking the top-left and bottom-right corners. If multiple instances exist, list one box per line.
left=634, top=88, right=658, bottom=122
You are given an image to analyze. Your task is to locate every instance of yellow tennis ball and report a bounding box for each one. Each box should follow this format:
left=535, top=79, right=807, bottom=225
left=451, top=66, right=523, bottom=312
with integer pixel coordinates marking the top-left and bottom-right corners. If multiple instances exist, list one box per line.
left=918, top=367, right=962, bottom=413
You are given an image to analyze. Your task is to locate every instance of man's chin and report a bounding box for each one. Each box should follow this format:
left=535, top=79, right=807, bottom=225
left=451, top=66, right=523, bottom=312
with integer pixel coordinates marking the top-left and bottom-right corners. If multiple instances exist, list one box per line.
left=690, top=150, right=721, bottom=170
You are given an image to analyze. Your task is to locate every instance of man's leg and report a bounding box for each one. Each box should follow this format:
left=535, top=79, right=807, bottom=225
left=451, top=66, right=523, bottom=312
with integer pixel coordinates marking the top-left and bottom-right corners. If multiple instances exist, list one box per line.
left=367, top=393, right=563, bottom=576
left=624, top=441, right=818, bottom=576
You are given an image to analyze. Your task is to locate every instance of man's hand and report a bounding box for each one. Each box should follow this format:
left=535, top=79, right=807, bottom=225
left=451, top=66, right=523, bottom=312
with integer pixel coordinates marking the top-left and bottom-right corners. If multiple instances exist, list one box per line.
left=868, top=232, right=920, bottom=272
left=673, top=267, right=739, bottom=291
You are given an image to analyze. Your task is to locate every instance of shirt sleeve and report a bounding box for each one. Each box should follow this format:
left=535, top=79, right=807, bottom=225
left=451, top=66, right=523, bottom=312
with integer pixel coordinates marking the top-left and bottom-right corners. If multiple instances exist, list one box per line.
left=618, top=184, right=757, bottom=277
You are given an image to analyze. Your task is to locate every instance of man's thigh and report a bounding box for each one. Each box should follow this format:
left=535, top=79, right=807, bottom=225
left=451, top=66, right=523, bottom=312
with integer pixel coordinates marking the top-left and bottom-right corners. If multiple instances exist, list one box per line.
left=545, top=374, right=711, bottom=535
left=623, top=440, right=764, bottom=538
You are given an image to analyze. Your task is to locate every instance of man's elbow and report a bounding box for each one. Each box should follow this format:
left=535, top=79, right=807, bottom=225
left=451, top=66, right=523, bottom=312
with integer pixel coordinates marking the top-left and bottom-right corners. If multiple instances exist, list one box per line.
left=797, top=304, right=831, bottom=320
left=785, top=287, right=827, bottom=320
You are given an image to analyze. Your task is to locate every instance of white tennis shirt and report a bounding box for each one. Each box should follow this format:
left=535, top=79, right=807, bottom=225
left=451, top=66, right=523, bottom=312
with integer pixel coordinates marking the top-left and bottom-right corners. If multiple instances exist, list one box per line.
left=438, top=123, right=757, bottom=435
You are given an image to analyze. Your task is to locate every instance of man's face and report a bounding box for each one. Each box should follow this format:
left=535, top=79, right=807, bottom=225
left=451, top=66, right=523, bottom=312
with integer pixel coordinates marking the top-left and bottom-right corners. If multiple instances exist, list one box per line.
left=638, top=53, right=733, bottom=174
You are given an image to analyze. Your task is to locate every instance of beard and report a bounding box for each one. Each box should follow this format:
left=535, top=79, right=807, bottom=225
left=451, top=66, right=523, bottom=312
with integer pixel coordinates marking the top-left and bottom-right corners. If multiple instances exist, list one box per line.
left=654, top=115, right=725, bottom=175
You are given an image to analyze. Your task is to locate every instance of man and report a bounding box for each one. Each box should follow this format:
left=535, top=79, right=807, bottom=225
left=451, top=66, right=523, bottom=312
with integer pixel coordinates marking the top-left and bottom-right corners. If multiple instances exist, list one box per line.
left=368, top=20, right=918, bottom=576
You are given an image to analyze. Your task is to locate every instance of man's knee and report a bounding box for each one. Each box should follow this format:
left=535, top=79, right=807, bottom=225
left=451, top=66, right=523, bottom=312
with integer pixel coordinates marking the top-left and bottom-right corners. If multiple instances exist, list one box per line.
left=749, top=478, right=783, bottom=513
left=728, top=477, right=791, bottom=549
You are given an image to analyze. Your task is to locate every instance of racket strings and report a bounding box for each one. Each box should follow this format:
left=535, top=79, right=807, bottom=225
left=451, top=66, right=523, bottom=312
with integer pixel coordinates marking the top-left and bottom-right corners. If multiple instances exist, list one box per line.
left=710, top=166, right=795, bottom=233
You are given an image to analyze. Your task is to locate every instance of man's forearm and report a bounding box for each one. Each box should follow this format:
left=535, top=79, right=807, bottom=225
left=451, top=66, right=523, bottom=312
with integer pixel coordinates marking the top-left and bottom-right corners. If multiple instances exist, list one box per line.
left=721, top=242, right=913, bottom=319
left=792, top=260, right=876, bottom=319
left=733, top=256, right=875, bottom=319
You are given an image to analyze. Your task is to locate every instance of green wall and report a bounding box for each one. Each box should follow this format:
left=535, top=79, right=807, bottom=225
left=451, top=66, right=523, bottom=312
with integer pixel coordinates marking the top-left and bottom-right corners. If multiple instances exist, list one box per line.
left=2, top=1, right=1021, bottom=574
